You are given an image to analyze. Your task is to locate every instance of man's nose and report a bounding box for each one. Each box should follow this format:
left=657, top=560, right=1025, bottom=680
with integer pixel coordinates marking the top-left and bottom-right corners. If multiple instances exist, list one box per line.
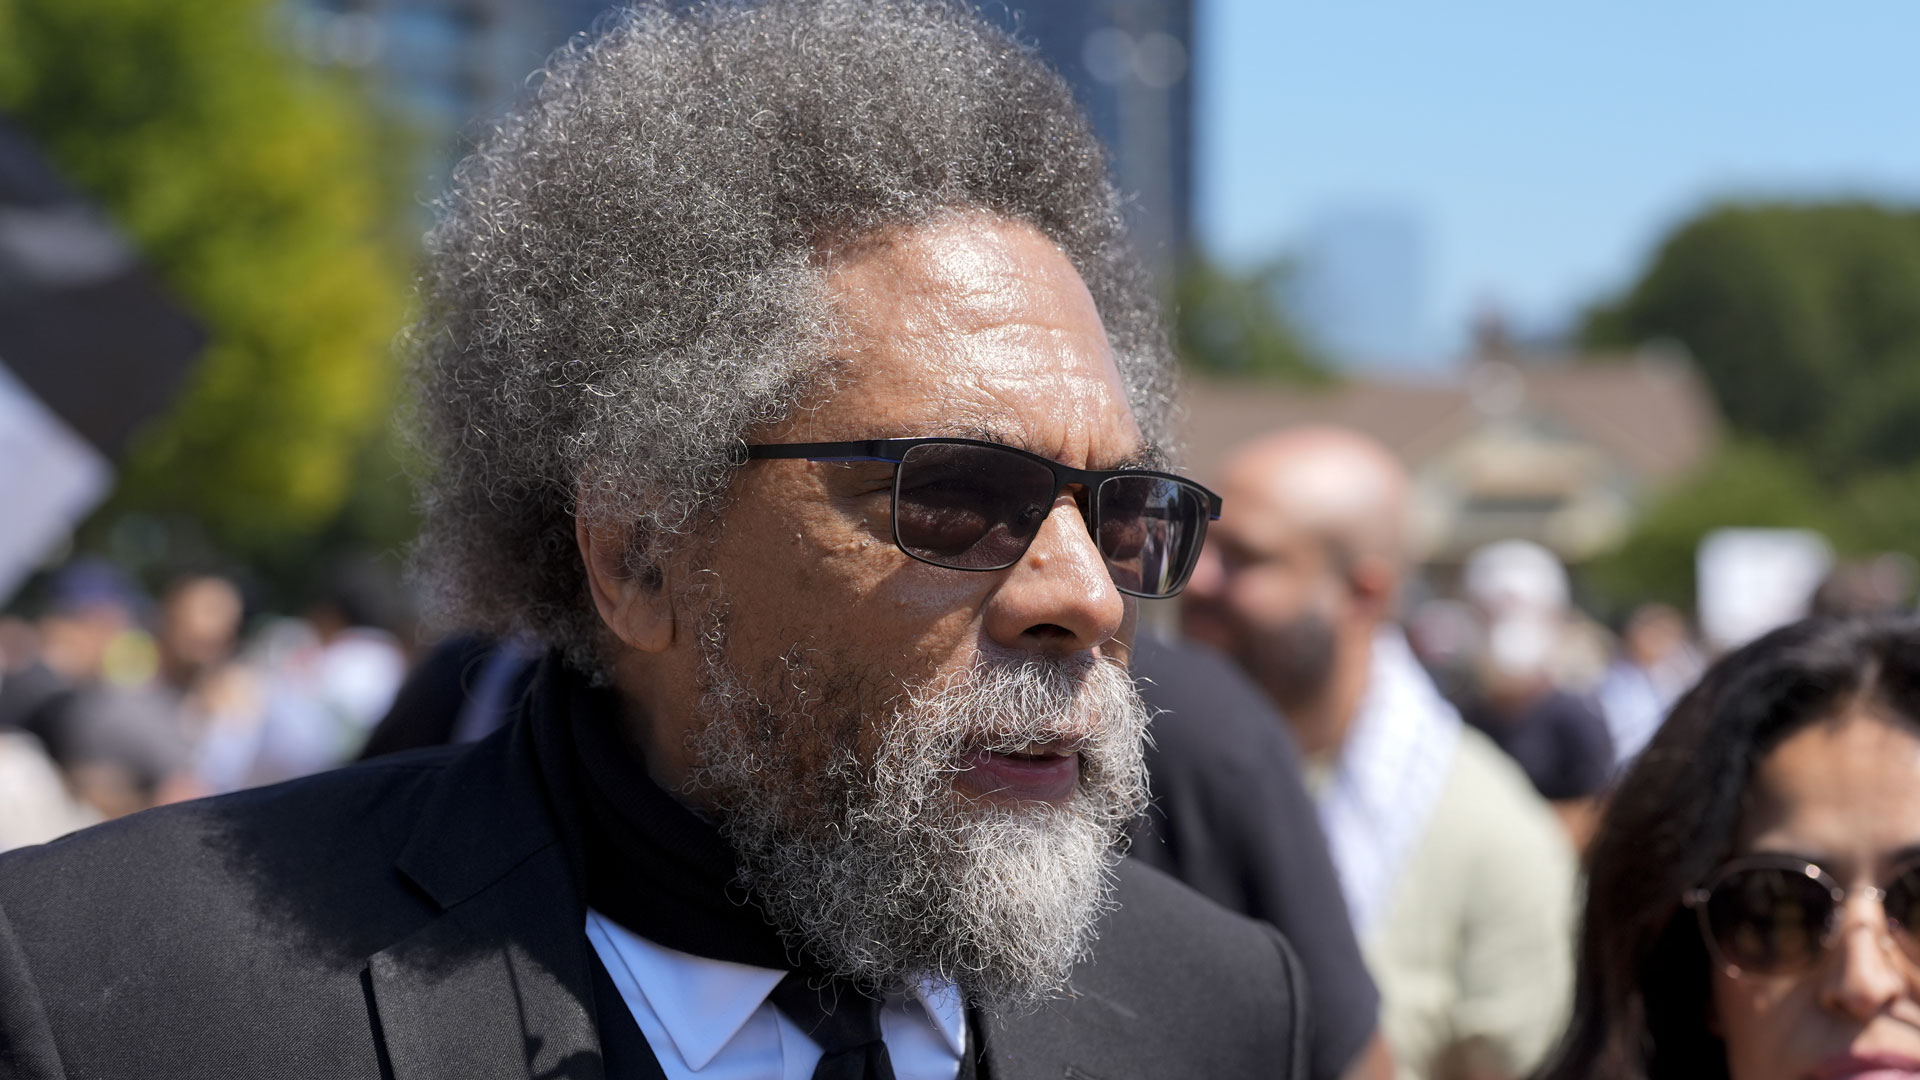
left=1818, top=898, right=1911, bottom=1021
left=982, top=497, right=1126, bottom=655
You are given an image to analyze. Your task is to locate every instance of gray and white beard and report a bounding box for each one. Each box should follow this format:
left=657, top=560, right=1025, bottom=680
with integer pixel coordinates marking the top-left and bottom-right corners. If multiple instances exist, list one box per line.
left=687, top=622, right=1151, bottom=1014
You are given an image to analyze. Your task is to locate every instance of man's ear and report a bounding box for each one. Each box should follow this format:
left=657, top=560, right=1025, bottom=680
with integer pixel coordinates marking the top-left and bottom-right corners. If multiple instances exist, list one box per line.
left=1347, top=552, right=1400, bottom=621
left=577, top=516, right=674, bottom=653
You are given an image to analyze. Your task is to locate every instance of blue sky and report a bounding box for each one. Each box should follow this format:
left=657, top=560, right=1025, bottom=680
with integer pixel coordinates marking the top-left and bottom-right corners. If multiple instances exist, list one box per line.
left=1195, top=0, right=1920, bottom=361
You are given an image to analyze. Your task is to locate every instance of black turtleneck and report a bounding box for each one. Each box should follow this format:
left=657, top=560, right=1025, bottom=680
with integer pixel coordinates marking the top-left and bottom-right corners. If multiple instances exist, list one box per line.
left=524, top=657, right=979, bottom=1080
left=527, top=657, right=799, bottom=970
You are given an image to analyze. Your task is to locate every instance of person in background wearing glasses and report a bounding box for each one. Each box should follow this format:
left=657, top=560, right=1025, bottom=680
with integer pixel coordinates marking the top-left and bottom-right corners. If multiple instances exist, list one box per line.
left=1537, top=616, right=1920, bottom=1080
left=1180, top=425, right=1577, bottom=1080
left=0, top=2, right=1311, bottom=1078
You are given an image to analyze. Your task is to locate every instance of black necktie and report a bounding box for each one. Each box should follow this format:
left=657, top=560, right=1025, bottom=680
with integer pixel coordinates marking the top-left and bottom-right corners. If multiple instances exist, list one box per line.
left=769, top=971, right=897, bottom=1080
left=527, top=659, right=912, bottom=1080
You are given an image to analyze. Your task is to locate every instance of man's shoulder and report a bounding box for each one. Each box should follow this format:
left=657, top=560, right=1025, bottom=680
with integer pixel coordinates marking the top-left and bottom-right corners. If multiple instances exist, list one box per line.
left=1447, top=726, right=1554, bottom=809
left=1134, top=637, right=1296, bottom=761
left=1428, top=726, right=1573, bottom=865
left=1108, top=856, right=1283, bottom=947
left=0, top=746, right=461, bottom=925
left=0, top=744, right=520, bottom=1080
left=990, top=858, right=1309, bottom=1078
left=1105, top=857, right=1307, bottom=1008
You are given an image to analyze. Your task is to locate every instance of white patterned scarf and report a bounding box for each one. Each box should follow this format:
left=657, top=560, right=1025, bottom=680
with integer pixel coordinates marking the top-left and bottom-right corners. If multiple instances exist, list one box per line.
left=1315, top=626, right=1463, bottom=940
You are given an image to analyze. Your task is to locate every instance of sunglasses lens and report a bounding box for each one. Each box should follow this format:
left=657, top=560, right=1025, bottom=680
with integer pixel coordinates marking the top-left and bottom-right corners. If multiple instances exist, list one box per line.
left=1704, top=865, right=1836, bottom=975
left=894, top=443, right=1056, bottom=570
left=1887, top=864, right=1920, bottom=960
left=1098, top=475, right=1208, bottom=598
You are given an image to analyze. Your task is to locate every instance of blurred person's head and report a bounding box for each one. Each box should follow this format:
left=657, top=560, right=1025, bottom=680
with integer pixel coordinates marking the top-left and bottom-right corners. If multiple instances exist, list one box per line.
left=406, top=0, right=1180, bottom=1009
left=0, top=616, right=36, bottom=672
left=1623, top=602, right=1692, bottom=669
left=1461, top=538, right=1569, bottom=621
left=52, top=684, right=200, bottom=818
left=156, top=574, right=243, bottom=690
left=1461, top=539, right=1571, bottom=706
left=1539, top=616, right=1920, bottom=1080
left=35, top=559, right=140, bottom=683
left=1406, top=597, right=1486, bottom=704
left=1812, top=555, right=1917, bottom=619
left=305, top=557, right=407, bottom=643
left=1180, top=426, right=1408, bottom=742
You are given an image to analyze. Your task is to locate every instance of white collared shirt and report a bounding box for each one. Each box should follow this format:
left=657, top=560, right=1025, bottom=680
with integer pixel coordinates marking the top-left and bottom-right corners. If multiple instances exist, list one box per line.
left=586, top=909, right=966, bottom=1080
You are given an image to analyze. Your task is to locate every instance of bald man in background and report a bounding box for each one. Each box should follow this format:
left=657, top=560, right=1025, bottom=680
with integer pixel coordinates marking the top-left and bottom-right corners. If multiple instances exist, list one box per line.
left=1182, top=426, right=1576, bottom=1080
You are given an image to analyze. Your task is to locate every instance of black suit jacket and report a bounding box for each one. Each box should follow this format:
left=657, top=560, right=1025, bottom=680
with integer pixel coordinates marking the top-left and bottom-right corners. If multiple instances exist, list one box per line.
left=0, top=710, right=1309, bottom=1079
left=1128, top=636, right=1379, bottom=1080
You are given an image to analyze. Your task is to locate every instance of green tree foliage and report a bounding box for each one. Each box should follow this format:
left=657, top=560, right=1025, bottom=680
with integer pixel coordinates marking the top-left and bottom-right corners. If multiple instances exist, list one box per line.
left=1580, top=201, right=1920, bottom=612
left=0, top=0, right=411, bottom=561
left=1171, top=255, right=1330, bottom=383
left=1588, top=440, right=1920, bottom=614
left=1586, top=441, right=1831, bottom=610
left=1583, top=202, right=1920, bottom=478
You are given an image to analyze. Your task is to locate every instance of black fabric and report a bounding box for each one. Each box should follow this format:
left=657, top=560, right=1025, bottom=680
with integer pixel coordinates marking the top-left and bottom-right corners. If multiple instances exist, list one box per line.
left=531, top=668, right=791, bottom=968
left=0, top=654, right=1310, bottom=1079
left=769, top=971, right=896, bottom=1080
left=586, top=948, right=670, bottom=1080
left=1128, top=634, right=1379, bottom=1080
left=1464, top=689, right=1614, bottom=801
left=978, top=856, right=1313, bottom=1080
left=532, top=661, right=896, bottom=1071
left=357, top=633, right=496, bottom=760
left=961, top=1006, right=986, bottom=1080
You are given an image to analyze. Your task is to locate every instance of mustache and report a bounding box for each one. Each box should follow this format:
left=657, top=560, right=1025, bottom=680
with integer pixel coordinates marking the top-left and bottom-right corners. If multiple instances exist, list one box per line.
left=899, top=652, right=1139, bottom=754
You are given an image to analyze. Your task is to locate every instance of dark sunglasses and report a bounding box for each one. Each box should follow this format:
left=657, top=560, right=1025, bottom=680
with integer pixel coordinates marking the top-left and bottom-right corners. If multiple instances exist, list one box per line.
left=1683, top=854, right=1920, bottom=977
left=743, top=437, right=1222, bottom=599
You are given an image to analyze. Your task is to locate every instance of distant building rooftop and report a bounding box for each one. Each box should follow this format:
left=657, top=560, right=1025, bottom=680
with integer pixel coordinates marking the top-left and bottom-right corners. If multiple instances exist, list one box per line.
left=1180, top=353, right=1723, bottom=563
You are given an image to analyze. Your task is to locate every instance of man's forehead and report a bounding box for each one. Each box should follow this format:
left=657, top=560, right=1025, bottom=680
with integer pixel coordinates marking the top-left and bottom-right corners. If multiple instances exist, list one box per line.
left=825, top=214, right=1075, bottom=316
left=800, top=215, right=1152, bottom=467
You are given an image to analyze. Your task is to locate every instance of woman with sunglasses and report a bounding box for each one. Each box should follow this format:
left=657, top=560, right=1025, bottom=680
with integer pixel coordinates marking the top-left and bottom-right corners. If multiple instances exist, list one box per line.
left=1537, top=616, right=1920, bottom=1080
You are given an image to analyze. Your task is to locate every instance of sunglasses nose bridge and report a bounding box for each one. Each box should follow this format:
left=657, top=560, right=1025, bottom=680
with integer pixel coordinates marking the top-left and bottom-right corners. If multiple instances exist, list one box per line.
left=1032, top=486, right=1103, bottom=557
left=1834, top=886, right=1897, bottom=939
left=1821, top=905, right=1914, bottom=1014
left=1062, top=480, right=1095, bottom=522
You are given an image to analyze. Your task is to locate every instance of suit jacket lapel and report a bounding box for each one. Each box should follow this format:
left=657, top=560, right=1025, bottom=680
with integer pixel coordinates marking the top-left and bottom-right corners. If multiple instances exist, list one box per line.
left=367, top=717, right=605, bottom=1080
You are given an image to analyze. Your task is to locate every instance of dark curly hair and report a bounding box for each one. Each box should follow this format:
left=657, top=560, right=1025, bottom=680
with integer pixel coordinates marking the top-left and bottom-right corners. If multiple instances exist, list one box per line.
left=406, top=0, right=1177, bottom=666
left=1535, top=615, right=1920, bottom=1080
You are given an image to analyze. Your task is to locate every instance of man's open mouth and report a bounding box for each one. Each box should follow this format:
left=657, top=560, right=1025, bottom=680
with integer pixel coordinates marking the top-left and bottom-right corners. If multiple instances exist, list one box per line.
left=954, top=744, right=1082, bottom=803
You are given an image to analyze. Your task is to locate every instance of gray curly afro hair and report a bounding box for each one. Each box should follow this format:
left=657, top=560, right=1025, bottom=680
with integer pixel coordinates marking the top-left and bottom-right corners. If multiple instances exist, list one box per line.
left=409, top=0, right=1178, bottom=667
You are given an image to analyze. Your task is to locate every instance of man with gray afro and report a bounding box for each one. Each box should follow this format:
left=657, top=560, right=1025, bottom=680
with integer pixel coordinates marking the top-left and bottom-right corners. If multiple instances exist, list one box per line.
left=0, top=2, right=1309, bottom=1078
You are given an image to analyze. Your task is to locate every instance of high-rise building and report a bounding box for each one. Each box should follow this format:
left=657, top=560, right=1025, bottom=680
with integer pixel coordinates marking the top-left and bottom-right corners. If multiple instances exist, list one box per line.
left=988, top=0, right=1194, bottom=281
left=288, top=0, right=1193, bottom=280
left=285, top=0, right=607, bottom=192
left=1282, top=205, right=1433, bottom=371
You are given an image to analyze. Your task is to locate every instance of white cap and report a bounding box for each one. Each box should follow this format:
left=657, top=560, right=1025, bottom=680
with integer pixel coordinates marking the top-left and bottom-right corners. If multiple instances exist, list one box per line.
left=1462, top=539, right=1569, bottom=618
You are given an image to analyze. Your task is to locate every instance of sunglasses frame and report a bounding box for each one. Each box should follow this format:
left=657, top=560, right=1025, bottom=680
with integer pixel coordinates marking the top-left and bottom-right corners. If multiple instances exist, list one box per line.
left=1682, top=852, right=1920, bottom=978
left=743, top=437, right=1223, bottom=598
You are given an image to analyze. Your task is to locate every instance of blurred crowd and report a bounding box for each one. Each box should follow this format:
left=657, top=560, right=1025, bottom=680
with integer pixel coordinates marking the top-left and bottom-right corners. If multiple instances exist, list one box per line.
left=3, top=421, right=1915, bottom=1080
left=0, top=559, right=410, bottom=849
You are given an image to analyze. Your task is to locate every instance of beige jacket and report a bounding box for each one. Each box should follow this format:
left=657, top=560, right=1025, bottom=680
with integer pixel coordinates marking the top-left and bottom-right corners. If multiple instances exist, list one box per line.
left=1364, top=727, right=1577, bottom=1080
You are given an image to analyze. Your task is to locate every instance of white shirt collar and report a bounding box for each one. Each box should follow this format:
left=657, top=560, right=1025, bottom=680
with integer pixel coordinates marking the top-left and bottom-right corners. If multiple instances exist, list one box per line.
left=911, top=978, right=969, bottom=1058
left=589, top=910, right=783, bottom=1069
left=586, top=909, right=968, bottom=1067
